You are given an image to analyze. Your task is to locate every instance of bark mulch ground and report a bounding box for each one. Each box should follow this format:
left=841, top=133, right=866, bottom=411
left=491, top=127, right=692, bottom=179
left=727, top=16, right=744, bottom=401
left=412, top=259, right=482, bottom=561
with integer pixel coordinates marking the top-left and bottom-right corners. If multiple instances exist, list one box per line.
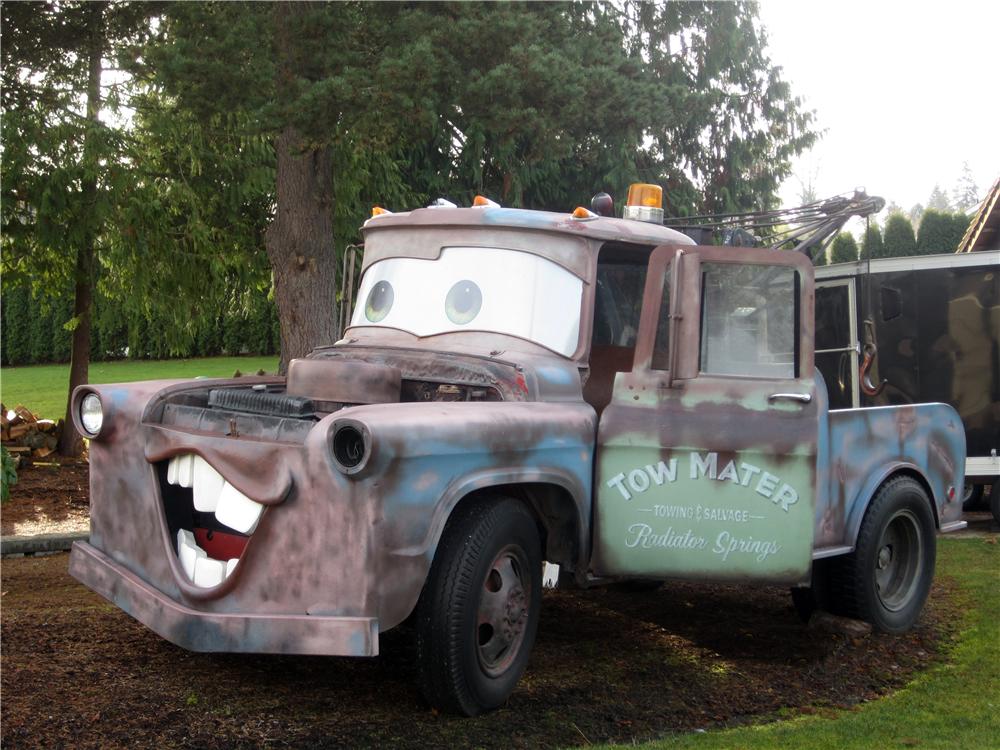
left=1, top=458, right=90, bottom=537
left=0, top=462, right=964, bottom=749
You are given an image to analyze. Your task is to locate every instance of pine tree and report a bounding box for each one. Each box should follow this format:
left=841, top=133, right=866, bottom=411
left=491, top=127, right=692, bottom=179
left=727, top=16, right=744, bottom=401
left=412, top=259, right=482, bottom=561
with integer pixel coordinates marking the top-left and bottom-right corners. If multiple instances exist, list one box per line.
left=1, top=1, right=151, bottom=453
left=917, top=209, right=971, bottom=254
left=883, top=213, right=918, bottom=257
left=952, top=162, right=980, bottom=212
left=830, top=232, right=859, bottom=264
left=145, top=2, right=818, bottom=371
left=861, top=223, right=884, bottom=259
left=926, top=184, right=951, bottom=212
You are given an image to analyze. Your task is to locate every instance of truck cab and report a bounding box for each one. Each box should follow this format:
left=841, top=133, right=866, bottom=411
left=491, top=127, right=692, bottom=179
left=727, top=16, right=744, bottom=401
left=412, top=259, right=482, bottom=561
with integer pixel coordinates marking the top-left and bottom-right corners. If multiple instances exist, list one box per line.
left=69, top=187, right=966, bottom=717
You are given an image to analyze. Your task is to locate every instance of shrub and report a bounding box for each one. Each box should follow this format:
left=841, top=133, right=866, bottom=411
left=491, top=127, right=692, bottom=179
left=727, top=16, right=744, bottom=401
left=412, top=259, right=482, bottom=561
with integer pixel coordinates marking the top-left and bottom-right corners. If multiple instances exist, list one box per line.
left=830, top=232, right=859, bottom=264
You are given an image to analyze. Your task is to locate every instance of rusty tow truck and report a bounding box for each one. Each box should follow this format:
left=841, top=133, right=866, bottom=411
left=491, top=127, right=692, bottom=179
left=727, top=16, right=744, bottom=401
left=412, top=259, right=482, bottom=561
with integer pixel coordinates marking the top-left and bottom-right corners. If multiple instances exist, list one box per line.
left=69, top=185, right=967, bottom=716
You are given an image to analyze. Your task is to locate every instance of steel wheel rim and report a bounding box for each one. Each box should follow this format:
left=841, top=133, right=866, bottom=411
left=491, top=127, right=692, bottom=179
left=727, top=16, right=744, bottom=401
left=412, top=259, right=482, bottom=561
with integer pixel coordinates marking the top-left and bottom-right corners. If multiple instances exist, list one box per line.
left=476, top=544, right=530, bottom=677
left=874, top=508, right=923, bottom=611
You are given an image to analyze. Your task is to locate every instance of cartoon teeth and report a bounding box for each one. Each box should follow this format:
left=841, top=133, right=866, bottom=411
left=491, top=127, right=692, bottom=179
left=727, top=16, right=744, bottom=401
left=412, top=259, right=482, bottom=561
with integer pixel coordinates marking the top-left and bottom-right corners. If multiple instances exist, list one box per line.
left=167, top=453, right=263, bottom=588
left=192, top=456, right=224, bottom=512
left=176, top=529, right=240, bottom=588
left=167, top=454, right=195, bottom=487
left=166, top=454, right=264, bottom=533
left=215, top=480, right=264, bottom=534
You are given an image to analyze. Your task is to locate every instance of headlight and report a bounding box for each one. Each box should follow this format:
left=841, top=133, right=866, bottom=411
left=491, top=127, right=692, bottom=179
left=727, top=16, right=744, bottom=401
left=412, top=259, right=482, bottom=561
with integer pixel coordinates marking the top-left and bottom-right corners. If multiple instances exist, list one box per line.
left=80, top=393, right=104, bottom=436
left=331, top=424, right=369, bottom=474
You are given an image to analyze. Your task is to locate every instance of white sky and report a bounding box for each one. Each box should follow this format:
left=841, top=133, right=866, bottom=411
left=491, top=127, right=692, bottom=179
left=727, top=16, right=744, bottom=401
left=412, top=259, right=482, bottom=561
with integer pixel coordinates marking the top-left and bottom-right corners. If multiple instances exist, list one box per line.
left=757, top=1, right=1000, bottom=216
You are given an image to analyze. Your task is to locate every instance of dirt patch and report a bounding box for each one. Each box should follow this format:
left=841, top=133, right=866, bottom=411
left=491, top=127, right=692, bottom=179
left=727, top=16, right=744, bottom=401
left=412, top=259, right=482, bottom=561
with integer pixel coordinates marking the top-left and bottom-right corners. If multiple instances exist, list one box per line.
left=1, top=554, right=961, bottom=750
left=1, top=459, right=90, bottom=537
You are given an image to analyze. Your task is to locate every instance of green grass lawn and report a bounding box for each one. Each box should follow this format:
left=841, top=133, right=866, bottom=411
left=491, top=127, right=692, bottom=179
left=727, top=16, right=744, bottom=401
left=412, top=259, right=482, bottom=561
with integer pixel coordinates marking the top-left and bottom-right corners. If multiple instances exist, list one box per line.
left=600, top=537, right=999, bottom=750
left=0, top=356, right=278, bottom=420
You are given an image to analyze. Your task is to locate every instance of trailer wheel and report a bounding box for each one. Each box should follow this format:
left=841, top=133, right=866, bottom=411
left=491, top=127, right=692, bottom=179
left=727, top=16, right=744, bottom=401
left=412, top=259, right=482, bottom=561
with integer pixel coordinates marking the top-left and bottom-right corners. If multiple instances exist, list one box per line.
left=415, top=497, right=541, bottom=716
left=961, top=482, right=985, bottom=511
left=831, top=476, right=935, bottom=633
left=990, top=484, right=1000, bottom=526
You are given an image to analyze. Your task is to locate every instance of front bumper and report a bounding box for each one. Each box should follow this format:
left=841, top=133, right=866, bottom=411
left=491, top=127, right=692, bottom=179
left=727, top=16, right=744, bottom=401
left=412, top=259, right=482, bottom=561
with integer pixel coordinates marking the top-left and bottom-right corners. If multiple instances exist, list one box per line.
left=69, top=541, right=379, bottom=656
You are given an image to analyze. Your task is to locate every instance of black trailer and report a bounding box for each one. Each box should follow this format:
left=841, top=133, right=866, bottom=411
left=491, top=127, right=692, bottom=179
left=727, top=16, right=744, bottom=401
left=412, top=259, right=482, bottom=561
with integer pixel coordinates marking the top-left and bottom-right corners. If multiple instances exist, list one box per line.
left=814, top=251, right=999, bottom=518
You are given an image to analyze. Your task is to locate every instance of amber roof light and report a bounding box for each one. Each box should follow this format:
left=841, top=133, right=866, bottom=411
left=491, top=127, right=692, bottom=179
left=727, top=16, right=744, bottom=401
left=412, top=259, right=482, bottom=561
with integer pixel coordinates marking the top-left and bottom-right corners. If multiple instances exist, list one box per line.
left=623, top=183, right=664, bottom=224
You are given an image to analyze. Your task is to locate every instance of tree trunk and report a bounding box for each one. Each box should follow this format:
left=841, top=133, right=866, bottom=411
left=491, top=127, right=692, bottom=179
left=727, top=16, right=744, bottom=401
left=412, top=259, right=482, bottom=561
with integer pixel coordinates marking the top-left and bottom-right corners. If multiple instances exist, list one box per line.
left=58, top=3, right=103, bottom=457
left=266, top=3, right=338, bottom=375
left=265, top=127, right=338, bottom=374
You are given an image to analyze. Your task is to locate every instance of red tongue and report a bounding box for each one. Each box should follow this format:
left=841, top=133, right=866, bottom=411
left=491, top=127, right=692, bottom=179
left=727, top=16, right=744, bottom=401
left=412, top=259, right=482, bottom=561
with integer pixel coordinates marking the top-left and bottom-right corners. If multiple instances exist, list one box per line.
left=193, top=528, right=249, bottom=560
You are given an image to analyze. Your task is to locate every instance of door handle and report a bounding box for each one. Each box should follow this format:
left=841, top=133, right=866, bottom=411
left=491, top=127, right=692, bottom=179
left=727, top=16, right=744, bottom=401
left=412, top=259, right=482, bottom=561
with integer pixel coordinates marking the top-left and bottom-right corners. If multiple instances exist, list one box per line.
left=768, top=393, right=812, bottom=403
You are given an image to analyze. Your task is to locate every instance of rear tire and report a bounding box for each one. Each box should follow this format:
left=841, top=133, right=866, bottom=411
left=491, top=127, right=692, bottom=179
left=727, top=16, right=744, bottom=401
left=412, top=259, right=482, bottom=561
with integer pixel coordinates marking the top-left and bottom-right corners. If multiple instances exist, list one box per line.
left=962, top=482, right=985, bottom=511
left=990, top=484, right=1000, bottom=526
left=415, top=497, right=542, bottom=716
left=829, top=476, right=935, bottom=634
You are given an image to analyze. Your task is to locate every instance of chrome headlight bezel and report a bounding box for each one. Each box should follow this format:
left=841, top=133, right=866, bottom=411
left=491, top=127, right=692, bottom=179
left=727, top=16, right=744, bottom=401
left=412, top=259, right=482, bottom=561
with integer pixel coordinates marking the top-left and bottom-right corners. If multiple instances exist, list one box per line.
left=79, top=392, right=104, bottom=437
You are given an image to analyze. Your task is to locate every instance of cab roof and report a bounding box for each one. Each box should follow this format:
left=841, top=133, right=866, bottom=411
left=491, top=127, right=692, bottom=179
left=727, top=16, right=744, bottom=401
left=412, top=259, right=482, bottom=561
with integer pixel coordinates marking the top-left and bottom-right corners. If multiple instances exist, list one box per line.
left=362, top=205, right=696, bottom=247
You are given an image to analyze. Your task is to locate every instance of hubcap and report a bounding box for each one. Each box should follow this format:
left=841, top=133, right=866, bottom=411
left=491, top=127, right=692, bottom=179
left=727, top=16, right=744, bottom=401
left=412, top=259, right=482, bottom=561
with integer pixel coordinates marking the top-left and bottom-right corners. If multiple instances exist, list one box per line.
left=477, top=546, right=530, bottom=677
left=874, top=509, right=923, bottom=611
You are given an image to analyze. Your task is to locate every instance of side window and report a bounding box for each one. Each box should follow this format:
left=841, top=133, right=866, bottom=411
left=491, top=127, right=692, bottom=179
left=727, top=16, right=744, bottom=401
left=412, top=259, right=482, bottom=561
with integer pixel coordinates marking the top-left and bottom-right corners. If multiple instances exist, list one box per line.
left=593, top=257, right=648, bottom=347
left=699, top=263, right=798, bottom=378
left=650, top=269, right=672, bottom=370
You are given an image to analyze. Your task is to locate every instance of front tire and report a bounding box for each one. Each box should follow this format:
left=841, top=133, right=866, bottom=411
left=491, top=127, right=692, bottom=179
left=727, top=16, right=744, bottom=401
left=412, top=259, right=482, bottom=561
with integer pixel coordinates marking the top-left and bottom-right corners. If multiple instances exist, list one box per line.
left=990, top=483, right=1000, bottom=526
left=830, top=476, right=936, bottom=634
left=415, top=497, right=542, bottom=716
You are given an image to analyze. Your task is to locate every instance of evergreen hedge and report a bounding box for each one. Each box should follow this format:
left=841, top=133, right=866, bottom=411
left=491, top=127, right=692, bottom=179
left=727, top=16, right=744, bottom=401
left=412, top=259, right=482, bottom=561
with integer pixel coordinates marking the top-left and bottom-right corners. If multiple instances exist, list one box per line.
left=1, top=282, right=280, bottom=367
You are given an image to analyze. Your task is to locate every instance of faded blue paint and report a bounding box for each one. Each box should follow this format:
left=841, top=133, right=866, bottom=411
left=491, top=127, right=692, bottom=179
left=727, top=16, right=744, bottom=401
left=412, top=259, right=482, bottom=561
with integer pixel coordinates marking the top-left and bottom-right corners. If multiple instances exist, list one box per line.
left=535, top=363, right=576, bottom=387
left=822, top=403, right=966, bottom=548
left=480, top=207, right=561, bottom=229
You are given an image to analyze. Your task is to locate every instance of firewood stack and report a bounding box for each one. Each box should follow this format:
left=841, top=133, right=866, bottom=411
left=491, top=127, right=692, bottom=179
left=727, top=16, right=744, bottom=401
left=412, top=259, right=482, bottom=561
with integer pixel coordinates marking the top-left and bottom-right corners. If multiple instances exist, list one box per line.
left=1, top=404, right=61, bottom=461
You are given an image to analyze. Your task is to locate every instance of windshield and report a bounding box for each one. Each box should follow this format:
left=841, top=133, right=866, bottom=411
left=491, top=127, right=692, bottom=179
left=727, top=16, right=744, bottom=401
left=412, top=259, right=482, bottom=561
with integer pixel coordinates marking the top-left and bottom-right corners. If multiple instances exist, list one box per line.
left=349, top=246, right=584, bottom=356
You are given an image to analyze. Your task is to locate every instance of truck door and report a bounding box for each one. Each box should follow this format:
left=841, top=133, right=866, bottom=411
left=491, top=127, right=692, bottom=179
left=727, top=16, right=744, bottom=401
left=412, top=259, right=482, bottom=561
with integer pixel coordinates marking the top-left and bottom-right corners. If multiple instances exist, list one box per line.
left=816, top=279, right=859, bottom=408
left=593, top=246, right=819, bottom=584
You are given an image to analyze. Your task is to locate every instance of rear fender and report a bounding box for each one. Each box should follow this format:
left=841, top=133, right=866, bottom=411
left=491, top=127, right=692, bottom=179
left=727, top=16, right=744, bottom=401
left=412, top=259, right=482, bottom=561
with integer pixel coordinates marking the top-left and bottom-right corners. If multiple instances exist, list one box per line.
left=844, top=463, right=939, bottom=545
left=829, top=403, right=966, bottom=548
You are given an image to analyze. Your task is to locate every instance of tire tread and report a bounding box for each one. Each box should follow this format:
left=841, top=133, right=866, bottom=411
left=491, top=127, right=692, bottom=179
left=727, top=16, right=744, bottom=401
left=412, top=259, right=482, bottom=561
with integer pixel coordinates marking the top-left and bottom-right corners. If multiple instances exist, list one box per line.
left=827, top=475, right=934, bottom=632
left=415, top=497, right=539, bottom=715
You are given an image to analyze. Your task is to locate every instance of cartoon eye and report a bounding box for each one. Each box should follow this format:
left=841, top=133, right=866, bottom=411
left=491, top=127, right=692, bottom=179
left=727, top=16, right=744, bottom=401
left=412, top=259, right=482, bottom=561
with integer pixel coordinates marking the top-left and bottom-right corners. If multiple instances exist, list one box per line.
left=445, top=280, right=483, bottom=325
left=365, top=280, right=394, bottom=322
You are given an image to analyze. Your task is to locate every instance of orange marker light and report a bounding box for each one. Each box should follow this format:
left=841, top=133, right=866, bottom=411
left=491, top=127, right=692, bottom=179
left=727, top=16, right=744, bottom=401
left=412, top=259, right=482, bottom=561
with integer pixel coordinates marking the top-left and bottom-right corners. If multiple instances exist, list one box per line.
left=371, top=206, right=390, bottom=217
left=572, top=206, right=597, bottom=219
left=623, top=183, right=665, bottom=224
left=472, top=195, right=499, bottom=207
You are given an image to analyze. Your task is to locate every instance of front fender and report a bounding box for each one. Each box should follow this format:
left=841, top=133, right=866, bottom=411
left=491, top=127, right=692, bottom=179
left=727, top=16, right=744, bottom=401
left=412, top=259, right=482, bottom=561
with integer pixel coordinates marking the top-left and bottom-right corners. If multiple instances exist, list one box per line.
left=338, top=401, right=596, bottom=629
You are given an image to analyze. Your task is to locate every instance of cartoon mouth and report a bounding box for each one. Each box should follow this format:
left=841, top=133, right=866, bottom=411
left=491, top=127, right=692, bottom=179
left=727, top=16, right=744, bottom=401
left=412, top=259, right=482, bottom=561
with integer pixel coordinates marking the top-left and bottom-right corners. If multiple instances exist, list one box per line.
left=164, top=454, right=265, bottom=588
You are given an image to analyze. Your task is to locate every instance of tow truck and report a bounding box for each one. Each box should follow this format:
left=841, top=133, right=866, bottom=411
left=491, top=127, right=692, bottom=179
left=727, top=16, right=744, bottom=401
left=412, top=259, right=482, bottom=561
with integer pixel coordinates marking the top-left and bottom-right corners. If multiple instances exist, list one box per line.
left=69, top=184, right=966, bottom=715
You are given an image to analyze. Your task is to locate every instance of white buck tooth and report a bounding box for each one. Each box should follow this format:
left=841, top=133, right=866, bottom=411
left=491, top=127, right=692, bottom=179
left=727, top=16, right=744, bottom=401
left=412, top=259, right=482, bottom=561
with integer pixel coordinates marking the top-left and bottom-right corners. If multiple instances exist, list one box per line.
left=167, top=456, right=179, bottom=485
left=177, top=454, right=195, bottom=488
left=193, top=556, right=227, bottom=588
left=192, top=456, right=225, bottom=512
left=177, top=529, right=204, bottom=581
left=225, top=558, right=239, bottom=578
left=215, top=481, right=264, bottom=534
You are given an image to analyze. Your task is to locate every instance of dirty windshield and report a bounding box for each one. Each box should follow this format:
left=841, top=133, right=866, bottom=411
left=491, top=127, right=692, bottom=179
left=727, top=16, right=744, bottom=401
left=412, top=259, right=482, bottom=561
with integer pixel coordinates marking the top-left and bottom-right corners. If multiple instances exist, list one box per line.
left=349, top=246, right=584, bottom=356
